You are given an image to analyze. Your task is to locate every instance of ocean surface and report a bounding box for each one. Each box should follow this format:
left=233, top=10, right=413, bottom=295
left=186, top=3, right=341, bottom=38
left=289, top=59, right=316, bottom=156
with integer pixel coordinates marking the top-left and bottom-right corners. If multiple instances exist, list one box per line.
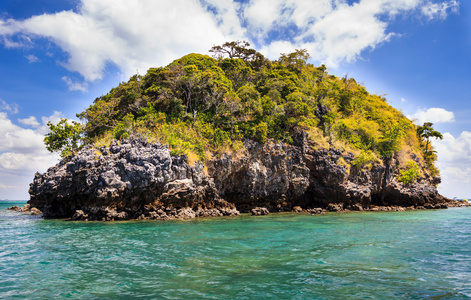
left=1, top=201, right=471, bottom=299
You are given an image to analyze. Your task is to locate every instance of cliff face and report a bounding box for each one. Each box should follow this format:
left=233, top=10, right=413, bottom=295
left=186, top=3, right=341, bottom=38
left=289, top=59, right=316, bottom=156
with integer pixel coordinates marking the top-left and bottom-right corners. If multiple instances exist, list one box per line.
left=208, top=133, right=446, bottom=213
left=29, top=137, right=447, bottom=220
left=29, top=138, right=238, bottom=221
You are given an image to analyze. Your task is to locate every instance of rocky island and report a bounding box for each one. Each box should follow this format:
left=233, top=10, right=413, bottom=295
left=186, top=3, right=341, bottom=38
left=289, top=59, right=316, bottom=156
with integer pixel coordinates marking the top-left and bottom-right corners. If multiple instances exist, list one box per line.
left=26, top=42, right=456, bottom=221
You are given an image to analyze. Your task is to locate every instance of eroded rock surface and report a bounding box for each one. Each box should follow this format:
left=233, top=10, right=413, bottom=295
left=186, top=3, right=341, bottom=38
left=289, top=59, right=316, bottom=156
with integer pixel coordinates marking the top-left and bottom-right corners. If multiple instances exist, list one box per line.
left=28, top=136, right=453, bottom=221
left=29, top=138, right=238, bottom=220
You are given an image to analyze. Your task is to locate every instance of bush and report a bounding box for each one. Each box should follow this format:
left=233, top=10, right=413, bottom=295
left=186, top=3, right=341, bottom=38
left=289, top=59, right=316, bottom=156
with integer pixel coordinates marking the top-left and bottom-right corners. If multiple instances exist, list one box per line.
left=351, top=150, right=377, bottom=171
left=397, top=161, right=420, bottom=184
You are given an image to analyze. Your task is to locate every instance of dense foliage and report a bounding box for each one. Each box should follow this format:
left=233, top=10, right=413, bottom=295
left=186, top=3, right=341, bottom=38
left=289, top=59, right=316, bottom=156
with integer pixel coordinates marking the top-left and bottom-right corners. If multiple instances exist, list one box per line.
left=46, top=42, right=440, bottom=180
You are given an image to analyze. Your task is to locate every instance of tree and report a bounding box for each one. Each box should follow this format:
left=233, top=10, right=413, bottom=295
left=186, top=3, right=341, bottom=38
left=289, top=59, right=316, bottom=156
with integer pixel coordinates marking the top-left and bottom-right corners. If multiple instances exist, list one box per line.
left=278, top=49, right=310, bottom=73
left=220, top=58, right=254, bottom=90
left=44, top=118, right=84, bottom=158
left=209, top=41, right=269, bottom=70
left=77, top=97, right=118, bottom=138
left=221, top=91, right=242, bottom=138
left=378, top=121, right=408, bottom=157
left=209, top=41, right=254, bottom=60
left=417, top=122, right=443, bottom=154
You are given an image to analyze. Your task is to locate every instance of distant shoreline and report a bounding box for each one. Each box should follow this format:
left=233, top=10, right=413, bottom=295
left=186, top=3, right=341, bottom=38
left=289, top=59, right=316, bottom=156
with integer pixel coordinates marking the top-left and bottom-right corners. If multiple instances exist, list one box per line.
left=0, top=200, right=28, bottom=202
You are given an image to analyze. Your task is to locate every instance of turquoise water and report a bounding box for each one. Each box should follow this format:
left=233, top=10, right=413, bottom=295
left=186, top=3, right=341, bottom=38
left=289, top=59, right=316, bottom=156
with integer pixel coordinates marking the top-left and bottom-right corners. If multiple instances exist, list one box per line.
left=1, top=201, right=471, bottom=299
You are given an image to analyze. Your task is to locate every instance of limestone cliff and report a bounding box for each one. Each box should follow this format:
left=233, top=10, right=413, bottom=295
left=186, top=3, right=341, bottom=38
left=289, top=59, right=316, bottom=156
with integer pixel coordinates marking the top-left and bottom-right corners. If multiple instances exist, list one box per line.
left=29, top=138, right=238, bottom=221
left=28, top=136, right=448, bottom=220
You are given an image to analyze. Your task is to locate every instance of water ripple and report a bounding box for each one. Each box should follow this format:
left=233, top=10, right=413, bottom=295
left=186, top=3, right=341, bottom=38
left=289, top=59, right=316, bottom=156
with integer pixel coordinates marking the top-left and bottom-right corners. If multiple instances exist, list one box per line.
left=2, top=203, right=471, bottom=299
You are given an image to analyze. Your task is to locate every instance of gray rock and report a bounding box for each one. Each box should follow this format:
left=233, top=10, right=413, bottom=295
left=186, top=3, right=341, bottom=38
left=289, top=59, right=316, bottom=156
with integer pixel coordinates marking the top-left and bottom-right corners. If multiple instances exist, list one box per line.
left=27, top=135, right=448, bottom=221
left=29, top=137, right=238, bottom=220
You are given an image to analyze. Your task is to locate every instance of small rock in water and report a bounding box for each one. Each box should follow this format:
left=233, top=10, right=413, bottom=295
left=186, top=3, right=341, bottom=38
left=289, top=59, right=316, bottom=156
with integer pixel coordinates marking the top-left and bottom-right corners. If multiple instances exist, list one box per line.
left=350, top=203, right=363, bottom=211
left=251, top=207, right=269, bottom=216
left=71, top=210, right=88, bottom=220
left=30, top=207, right=42, bottom=215
left=307, top=208, right=324, bottom=215
left=18, top=204, right=31, bottom=212
left=9, top=204, right=42, bottom=215
left=327, top=203, right=343, bottom=212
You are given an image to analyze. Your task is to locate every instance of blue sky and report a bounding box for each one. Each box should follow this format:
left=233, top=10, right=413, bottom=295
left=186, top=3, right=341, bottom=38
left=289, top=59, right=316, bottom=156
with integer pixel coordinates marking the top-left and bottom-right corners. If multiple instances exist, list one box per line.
left=0, top=0, right=469, bottom=199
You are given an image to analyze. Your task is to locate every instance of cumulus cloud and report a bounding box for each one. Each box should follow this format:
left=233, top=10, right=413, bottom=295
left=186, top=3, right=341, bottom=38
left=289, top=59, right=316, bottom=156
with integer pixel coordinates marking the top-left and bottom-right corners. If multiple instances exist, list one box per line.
left=0, top=107, right=61, bottom=199
left=408, top=107, right=455, bottom=124
left=0, top=152, right=58, bottom=173
left=38, top=111, right=64, bottom=135
left=434, top=131, right=471, bottom=198
left=0, top=112, right=46, bottom=154
left=18, top=116, right=40, bottom=127
left=0, top=0, right=460, bottom=82
left=0, top=0, right=237, bottom=81
left=435, top=132, right=471, bottom=165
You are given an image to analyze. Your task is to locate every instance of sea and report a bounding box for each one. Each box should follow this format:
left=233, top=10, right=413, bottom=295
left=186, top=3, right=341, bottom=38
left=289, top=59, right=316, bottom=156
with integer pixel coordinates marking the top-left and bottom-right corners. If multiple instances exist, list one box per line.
left=1, top=200, right=471, bottom=299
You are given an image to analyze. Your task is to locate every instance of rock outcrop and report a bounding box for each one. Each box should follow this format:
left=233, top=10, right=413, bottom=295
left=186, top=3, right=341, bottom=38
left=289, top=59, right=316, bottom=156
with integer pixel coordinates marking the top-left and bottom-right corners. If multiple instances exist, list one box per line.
left=28, top=136, right=451, bottom=221
left=207, top=134, right=449, bottom=213
left=29, top=138, right=238, bottom=220
left=8, top=204, right=42, bottom=215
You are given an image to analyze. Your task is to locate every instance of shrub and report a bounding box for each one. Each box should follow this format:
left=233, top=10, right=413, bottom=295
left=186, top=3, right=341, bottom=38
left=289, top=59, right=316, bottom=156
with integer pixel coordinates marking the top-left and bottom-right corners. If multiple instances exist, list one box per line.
left=351, top=150, right=377, bottom=171
left=397, top=161, right=420, bottom=184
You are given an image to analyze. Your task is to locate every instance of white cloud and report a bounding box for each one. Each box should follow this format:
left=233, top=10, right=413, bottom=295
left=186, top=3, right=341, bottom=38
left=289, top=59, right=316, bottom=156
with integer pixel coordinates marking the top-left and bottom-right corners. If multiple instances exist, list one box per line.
left=62, top=76, right=89, bottom=93
left=434, top=131, right=471, bottom=198
left=0, top=152, right=58, bottom=173
left=0, top=0, right=234, bottom=81
left=401, top=97, right=407, bottom=103
left=245, top=0, right=446, bottom=65
left=435, top=132, right=471, bottom=165
left=0, top=110, right=61, bottom=199
left=0, top=112, right=47, bottom=154
left=38, top=111, right=64, bottom=135
left=0, top=0, right=460, bottom=81
left=421, top=0, right=459, bottom=20
left=200, top=0, right=246, bottom=38
left=242, top=0, right=288, bottom=39
left=25, top=54, right=39, bottom=63
left=408, top=107, right=455, bottom=124
left=18, top=116, right=41, bottom=127
left=259, top=40, right=299, bottom=61
left=0, top=99, right=19, bottom=114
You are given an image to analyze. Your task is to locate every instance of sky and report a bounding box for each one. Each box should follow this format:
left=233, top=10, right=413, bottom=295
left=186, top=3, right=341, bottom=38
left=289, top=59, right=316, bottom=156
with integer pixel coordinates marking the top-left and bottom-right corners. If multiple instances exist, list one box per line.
left=0, top=0, right=469, bottom=200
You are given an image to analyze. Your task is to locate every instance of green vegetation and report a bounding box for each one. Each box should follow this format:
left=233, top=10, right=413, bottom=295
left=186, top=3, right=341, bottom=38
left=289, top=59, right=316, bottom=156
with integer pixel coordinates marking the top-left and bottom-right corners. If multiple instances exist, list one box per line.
left=44, top=118, right=84, bottom=158
left=44, top=41, right=442, bottom=176
left=397, top=161, right=421, bottom=184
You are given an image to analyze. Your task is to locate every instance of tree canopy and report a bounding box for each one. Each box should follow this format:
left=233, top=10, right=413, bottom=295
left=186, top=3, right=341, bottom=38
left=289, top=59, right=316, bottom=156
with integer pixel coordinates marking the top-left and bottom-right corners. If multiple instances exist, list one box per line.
left=417, top=122, right=443, bottom=157
left=42, top=41, right=441, bottom=177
